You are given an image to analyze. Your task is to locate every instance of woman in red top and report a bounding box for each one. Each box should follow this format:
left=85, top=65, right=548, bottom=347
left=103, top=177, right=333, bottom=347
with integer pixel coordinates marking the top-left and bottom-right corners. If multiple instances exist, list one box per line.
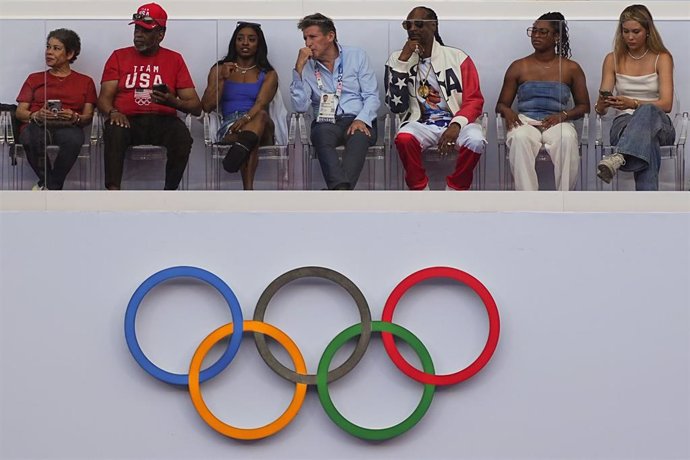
left=16, top=28, right=97, bottom=190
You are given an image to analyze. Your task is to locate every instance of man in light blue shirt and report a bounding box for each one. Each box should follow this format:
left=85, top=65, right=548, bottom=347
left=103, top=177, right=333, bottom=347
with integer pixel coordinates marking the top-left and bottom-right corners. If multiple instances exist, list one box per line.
left=291, top=13, right=380, bottom=190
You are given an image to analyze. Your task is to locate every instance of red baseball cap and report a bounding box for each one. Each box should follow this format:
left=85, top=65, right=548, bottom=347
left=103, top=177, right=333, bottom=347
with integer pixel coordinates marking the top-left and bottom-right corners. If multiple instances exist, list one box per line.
left=129, top=3, right=168, bottom=30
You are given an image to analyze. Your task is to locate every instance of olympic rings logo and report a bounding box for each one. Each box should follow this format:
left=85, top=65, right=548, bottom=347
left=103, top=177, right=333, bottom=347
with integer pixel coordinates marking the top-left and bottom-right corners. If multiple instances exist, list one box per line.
left=124, top=265, right=500, bottom=441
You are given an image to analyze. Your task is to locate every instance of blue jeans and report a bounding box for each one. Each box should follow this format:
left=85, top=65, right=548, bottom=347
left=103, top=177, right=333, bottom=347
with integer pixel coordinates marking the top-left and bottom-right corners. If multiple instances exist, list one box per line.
left=610, top=104, right=675, bottom=191
left=310, top=115, right=377, bottom=189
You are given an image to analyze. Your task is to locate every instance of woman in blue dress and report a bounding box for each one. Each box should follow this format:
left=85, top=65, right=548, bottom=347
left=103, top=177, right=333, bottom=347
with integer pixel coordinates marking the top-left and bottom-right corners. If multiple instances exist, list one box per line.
left=202, top=22, right=278, bottom=190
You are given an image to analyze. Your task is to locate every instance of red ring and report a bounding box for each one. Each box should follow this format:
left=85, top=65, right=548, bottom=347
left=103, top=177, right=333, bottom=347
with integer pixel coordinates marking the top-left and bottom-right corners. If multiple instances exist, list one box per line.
left=381, top=267, right=500, bottom=386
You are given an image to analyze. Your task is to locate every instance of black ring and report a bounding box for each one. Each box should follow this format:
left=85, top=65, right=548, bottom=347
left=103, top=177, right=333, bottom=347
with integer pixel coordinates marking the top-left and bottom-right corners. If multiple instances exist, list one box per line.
left=253, top=266, right=372, bottom=385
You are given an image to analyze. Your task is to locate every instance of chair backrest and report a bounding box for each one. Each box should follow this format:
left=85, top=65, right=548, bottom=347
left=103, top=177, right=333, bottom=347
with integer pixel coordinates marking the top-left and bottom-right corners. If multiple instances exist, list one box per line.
left=0, top=111, right=8, bottom=145
left=1, top=108, right=20, bottom=145
left=676, top=112, right=689, bottom=146
left=668, top=112, right=689, bottom=146
left=90, top=110, right=102, bottom=147
left=270, top=87, right=290, bottom=145
left=4, top=111, right=15, bottom=145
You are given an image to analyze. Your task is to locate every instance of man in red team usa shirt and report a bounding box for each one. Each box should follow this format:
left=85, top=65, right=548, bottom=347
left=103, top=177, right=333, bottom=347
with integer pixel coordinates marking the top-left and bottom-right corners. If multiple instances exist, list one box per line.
left=97, top=3, right=202, bottom=190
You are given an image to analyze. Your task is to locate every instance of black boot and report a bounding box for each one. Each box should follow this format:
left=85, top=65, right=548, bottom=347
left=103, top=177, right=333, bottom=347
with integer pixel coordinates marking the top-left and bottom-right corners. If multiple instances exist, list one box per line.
left=222, top=131, right=259, bottom=173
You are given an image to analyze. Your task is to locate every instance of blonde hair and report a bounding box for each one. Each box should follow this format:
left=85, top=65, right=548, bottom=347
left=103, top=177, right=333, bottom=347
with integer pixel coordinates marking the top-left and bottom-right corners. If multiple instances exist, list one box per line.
left=613, top=4, right=670, bottom=64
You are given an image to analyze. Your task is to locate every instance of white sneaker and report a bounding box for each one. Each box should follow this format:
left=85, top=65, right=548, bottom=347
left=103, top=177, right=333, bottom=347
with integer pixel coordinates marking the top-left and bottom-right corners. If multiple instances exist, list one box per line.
left=597, top=153, right=626, bottom=184
left=31, top=183, right=45, bottom=191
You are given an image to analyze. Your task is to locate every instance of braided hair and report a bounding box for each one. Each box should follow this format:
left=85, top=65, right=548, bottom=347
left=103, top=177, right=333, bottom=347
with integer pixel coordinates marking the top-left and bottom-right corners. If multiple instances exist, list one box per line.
left=418, top=6, right=445, bottom=46
left=538, top=12, right=571, bottom=59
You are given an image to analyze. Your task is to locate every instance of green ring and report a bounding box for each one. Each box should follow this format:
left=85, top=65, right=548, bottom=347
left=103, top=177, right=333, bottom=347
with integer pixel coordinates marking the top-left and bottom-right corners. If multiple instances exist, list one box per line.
left=316, top=321, right=436, bottom=441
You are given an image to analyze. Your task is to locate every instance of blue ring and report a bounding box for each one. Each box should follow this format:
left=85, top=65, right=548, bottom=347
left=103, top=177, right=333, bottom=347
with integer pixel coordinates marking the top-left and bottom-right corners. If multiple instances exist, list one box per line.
left=124, top=266, right=244, bottom=386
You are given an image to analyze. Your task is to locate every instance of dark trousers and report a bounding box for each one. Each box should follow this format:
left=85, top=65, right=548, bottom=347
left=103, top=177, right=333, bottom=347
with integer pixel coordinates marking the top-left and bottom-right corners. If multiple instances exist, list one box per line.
left=103, top=114, right=193, bottom=190
left=310, top=115, right=377, bottom=189
left=19, top=123, right=84, bottom=190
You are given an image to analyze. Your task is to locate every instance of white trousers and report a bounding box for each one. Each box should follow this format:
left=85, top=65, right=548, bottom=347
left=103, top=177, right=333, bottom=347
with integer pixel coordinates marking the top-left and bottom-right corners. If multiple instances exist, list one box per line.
left=506, top=114, right=579, bottom=191
left=398, top=120, right=486, bottom=153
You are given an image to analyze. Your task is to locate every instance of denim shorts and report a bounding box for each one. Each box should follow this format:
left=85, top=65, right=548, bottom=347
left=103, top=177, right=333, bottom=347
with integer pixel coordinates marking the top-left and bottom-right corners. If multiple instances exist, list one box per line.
left=217, top=111, right=248, bottom=140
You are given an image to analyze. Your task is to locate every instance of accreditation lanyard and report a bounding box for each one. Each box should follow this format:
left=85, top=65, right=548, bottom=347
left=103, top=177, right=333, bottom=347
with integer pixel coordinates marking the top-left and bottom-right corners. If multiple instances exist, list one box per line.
left=315, top=58, right=344, bottom=124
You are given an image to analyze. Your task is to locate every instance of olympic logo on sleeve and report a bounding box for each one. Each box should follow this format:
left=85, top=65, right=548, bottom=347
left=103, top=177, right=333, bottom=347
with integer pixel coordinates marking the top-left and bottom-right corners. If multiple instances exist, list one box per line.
left=124, top=265, right=500, bottom=441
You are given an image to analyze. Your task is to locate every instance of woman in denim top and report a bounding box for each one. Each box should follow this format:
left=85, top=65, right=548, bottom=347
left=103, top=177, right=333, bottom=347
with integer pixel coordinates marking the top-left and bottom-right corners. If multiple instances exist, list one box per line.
left=496, top=12, right=590, bottom=191
left=594, top=4, right=675, bottom=190
left=201, top=22, right=278, bottom=189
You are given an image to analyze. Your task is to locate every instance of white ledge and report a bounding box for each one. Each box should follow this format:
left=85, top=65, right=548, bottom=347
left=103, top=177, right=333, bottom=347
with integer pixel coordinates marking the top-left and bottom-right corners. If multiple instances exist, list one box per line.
left=1, top=191, right=688, bottom=213
left=0, top=1, right=689, bottom=21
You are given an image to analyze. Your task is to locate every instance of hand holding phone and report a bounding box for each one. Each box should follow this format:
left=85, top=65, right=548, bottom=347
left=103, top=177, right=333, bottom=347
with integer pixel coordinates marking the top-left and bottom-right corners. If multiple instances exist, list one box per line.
left=152, top=83, right=169, bottom=93
left=599, top=90, right=613, bottom=99
left=47, top=99, right=62, bottom=114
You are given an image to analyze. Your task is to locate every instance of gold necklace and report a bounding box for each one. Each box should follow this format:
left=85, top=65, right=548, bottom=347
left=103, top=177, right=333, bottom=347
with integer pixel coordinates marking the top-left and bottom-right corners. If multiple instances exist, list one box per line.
left=627, top=48, right=649, bottom=60
left=236, top=64, right=257, bottom=74
left=536, top=55, right=559, bottom=69
left=417, top=60, right=434, bottom=99
left=49, top=69, right=71, bottom=80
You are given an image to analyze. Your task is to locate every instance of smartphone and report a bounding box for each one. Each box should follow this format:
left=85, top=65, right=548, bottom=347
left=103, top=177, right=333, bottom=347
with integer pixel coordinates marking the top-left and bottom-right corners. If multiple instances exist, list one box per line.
left=599, top=90, right=613, bottom=98
left=152, top=83, right=169, bottom=93
left=47, top=99, right=62, bottom=113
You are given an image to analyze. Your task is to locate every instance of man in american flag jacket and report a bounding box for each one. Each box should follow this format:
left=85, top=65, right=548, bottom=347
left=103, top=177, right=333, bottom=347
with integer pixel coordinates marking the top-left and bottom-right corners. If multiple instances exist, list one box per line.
left=385, top=6, right=486, bottom=190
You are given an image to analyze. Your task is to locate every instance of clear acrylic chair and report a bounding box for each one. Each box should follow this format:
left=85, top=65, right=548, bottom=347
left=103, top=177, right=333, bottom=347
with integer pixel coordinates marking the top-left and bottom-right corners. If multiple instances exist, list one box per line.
left=496, top=112, right=589, bottom=190
left=0, top=111, right=12, bottom=189
left=96, top=113, right=192, bottom=190
left=391, top=112, right=488, bottom=190
left=594, top=111, right=687, bottom=191
left=202, top=111, right=297, bottom=190
left=2, top=110, right=102, bottom=190
left=298, top=113, right=391, bottom=190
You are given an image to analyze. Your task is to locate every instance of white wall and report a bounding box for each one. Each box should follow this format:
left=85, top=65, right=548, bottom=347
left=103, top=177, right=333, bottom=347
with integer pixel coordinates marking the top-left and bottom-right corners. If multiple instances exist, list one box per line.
left=0, top=203, right=688, bottom=459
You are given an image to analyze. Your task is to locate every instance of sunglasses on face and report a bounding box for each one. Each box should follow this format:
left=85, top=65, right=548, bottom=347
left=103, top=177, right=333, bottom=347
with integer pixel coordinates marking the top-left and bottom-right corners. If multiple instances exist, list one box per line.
left=402, top=19, right=435, bottom=30
left=526, top=27, right=553, bottom=37
left=132, top=13, right=160, bottom=27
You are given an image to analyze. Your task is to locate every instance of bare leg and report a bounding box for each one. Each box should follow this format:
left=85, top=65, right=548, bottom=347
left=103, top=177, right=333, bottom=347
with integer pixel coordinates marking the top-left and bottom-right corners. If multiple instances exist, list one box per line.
left=240, top=149, right=259, bottom=190
left=238, top=111, right=274, bottom=190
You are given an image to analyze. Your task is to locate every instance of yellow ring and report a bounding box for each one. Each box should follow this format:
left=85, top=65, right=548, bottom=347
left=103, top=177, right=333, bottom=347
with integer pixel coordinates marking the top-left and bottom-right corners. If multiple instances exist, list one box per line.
left=188, top=320, right=307, bottom=440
